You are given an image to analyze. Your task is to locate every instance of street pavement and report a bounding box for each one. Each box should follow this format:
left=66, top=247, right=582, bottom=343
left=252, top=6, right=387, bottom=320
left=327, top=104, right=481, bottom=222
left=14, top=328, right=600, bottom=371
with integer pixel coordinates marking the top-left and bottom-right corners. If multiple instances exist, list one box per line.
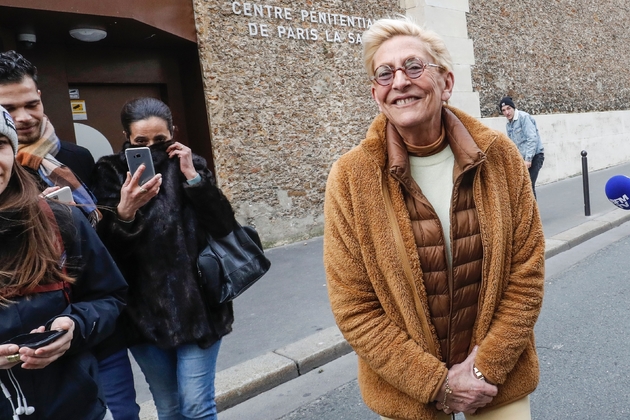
left=136, top=161, right=630, bottom=419
left=223, top=222, right=630, bottom=419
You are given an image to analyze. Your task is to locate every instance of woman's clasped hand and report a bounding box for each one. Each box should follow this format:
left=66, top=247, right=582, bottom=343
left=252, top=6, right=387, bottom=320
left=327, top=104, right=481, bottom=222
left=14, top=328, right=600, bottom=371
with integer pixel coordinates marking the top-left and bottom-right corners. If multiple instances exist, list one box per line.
left=434, top=347, right=498, bottom=415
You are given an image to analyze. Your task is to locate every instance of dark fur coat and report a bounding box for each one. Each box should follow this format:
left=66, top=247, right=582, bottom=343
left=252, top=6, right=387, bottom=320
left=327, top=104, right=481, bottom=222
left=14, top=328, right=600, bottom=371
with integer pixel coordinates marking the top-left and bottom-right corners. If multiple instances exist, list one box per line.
left=92, top=141, right=236, bottom=349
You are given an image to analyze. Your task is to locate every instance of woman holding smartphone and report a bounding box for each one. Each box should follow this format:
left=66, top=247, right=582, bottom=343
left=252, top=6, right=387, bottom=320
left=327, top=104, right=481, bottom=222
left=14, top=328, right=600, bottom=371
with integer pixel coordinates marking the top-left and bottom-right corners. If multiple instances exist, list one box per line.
left=92, top=97, right=236, bottom=420
left=0, top=107, right=127, bottom=419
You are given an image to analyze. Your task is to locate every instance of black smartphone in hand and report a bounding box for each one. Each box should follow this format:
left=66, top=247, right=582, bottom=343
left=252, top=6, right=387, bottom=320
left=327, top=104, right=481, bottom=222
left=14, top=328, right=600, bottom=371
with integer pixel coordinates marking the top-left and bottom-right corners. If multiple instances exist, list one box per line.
left=5, top=330, right=68, bottom=349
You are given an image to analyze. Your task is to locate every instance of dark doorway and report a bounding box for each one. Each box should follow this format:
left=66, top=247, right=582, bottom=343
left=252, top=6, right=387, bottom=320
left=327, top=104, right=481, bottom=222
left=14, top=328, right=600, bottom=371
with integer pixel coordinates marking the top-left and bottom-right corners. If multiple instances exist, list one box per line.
left=0, top=3, right=214, bottom=169
left=68, top=83, right=163, bottom=159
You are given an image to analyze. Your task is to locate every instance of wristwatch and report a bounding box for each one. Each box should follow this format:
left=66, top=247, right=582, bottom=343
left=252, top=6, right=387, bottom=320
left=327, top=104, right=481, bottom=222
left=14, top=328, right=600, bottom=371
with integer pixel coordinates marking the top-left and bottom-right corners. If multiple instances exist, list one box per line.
left=473, top=366, right=486, bottom=382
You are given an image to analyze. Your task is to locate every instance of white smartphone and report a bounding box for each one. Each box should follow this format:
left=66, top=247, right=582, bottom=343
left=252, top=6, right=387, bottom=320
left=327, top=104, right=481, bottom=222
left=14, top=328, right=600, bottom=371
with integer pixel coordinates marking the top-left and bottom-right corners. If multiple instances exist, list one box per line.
left=45, top=186, right=73, bottom=203
left=125, top=147, right=156, bottom=186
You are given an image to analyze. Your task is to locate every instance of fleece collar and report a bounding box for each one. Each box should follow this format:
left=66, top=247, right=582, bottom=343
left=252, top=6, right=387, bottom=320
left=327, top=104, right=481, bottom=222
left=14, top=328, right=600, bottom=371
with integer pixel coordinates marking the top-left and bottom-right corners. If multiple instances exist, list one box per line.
left=360, top=105, right=495, bottom=176
left=512, top=109, right=521, bottom=122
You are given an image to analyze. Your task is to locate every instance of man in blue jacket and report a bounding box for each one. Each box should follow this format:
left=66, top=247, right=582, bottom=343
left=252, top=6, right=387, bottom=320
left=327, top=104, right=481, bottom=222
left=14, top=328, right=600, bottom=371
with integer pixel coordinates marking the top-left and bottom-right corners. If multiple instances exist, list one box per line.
left=499, top=96, right=545, bottom=199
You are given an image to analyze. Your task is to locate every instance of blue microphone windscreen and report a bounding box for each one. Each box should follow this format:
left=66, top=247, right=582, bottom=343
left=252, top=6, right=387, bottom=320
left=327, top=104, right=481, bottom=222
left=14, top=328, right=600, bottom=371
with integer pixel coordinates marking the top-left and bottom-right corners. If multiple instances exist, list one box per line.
left=605, top=175, right=630, bottom=209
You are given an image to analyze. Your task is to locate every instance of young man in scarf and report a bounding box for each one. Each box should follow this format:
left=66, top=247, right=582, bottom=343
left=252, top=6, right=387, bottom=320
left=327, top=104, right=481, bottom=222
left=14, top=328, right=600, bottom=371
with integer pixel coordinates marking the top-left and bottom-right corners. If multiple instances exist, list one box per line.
left=0, top=50, right=100, bottom=225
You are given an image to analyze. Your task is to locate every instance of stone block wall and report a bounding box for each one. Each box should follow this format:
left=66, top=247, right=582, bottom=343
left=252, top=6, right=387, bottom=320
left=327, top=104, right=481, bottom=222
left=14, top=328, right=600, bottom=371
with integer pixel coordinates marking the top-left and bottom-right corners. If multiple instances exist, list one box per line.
left=192, top=1, right=403, bottom=246
left=402, top=0, right=480, bottom=116
left=467, top=1, right=630, bottom=118
left=192, top=1, right=630, bottom=246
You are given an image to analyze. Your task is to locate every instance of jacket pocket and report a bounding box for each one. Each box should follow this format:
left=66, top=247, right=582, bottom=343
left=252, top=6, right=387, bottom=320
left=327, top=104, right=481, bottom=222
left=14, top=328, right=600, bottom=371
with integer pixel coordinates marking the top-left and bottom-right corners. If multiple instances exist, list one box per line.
left=45, top=353, right=105, bottom=419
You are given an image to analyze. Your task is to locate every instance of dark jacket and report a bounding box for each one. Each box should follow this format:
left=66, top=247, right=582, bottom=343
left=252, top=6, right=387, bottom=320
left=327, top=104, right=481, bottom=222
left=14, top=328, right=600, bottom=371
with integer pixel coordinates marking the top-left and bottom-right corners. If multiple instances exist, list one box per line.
left=56, top=140, right=96, bottom=190
left=92, top=141, right=236, bottom=349
left=0, top=202, right=127, bottom=420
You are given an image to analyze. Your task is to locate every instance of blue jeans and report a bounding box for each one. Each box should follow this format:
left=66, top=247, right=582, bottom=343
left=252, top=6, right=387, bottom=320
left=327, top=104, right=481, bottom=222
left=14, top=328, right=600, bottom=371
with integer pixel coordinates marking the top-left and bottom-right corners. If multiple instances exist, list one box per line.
left=98, top=349, right=140, bottom=420
left=130, top=340, right=221, bottom=420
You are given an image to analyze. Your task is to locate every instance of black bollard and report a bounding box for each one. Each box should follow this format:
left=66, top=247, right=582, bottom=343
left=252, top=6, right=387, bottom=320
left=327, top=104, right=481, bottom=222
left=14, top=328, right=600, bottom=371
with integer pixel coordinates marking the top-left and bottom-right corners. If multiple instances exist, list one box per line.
left=581, top=150, right=591, bottom=216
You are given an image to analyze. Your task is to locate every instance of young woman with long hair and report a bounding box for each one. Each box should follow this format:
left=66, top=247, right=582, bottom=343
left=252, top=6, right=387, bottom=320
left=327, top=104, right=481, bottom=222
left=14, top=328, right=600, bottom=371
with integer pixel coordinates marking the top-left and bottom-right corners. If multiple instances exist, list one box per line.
left=0, top=106, right=127, bottom=420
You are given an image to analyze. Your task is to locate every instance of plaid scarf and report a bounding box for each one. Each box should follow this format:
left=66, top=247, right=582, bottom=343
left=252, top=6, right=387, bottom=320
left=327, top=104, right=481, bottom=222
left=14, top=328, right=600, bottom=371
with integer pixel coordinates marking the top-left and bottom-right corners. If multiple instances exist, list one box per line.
left=16, top=117, right=101, bottom=227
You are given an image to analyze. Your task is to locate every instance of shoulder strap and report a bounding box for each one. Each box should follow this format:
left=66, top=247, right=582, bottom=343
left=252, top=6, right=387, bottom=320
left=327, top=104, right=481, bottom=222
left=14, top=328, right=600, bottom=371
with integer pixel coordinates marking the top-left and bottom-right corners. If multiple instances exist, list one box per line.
left=28, top=282, right=68, bottom=294
left=381, top=172, right=438, bottom=358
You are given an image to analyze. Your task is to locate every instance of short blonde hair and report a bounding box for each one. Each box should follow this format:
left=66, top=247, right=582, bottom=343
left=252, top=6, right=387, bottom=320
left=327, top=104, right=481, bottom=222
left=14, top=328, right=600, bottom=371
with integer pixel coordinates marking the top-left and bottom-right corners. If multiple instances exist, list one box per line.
left=363, top=16, right=453, bottom=79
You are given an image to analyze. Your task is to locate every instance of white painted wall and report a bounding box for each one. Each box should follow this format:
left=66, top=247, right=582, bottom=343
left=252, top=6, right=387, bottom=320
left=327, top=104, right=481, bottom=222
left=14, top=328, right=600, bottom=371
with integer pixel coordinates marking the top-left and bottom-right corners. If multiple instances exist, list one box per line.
left=482, top=110, right=630, bottom=185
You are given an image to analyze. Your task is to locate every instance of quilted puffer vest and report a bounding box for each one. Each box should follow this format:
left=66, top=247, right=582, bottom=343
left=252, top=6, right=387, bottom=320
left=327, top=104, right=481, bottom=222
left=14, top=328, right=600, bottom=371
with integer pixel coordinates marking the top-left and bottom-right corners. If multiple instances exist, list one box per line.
left=387, top=112, right=485, bottom=367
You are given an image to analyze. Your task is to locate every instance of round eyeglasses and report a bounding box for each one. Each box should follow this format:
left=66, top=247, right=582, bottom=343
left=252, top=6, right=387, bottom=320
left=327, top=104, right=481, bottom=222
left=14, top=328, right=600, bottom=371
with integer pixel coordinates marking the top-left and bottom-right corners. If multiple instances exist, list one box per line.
left=371, top=58, right=446, bottom=86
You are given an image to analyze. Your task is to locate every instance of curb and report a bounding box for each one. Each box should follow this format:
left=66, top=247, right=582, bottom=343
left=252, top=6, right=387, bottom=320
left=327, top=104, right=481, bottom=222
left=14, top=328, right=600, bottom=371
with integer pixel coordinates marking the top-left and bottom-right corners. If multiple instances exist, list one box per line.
left=544, top=208, right=630, bottom=258
left=138, top=318, right=351, bottom=418
left=215, top=326, right=351, bottom=412
left=138, top=208, right=630, bottom=418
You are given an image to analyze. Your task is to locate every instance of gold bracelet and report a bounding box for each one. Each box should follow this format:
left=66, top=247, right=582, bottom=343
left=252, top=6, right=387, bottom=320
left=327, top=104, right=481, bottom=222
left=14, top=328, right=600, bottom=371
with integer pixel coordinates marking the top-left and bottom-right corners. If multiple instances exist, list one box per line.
left=442, top=375, right=452, bottom=411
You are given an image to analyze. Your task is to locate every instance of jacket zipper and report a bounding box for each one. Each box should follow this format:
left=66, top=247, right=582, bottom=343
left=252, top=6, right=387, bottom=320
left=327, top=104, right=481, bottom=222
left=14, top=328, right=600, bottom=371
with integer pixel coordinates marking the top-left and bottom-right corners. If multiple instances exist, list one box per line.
left=446, top=160, right=485, bottom=365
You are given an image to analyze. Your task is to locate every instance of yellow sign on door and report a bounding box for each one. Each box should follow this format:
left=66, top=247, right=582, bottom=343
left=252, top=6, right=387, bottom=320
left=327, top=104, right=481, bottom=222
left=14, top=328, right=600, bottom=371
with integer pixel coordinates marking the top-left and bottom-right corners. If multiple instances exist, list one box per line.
left=71, top=100, right=87, bottom=120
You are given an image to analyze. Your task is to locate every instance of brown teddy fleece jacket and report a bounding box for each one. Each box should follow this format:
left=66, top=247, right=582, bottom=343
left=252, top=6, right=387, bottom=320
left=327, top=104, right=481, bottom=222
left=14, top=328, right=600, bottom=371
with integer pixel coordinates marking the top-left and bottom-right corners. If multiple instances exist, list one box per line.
left=323, top=106, right=545, bottom=420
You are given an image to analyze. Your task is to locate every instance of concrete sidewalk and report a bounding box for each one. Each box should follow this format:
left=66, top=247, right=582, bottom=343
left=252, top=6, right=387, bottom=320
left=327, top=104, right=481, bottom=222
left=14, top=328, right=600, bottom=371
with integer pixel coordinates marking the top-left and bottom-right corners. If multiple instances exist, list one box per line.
left=137, top=162, right=630, bottom=418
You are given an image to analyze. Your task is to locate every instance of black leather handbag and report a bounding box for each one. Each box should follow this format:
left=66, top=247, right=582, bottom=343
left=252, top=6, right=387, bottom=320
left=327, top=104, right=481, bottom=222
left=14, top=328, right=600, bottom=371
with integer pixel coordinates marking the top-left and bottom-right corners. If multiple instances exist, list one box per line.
left=197, top=223, right=271, bottom=304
